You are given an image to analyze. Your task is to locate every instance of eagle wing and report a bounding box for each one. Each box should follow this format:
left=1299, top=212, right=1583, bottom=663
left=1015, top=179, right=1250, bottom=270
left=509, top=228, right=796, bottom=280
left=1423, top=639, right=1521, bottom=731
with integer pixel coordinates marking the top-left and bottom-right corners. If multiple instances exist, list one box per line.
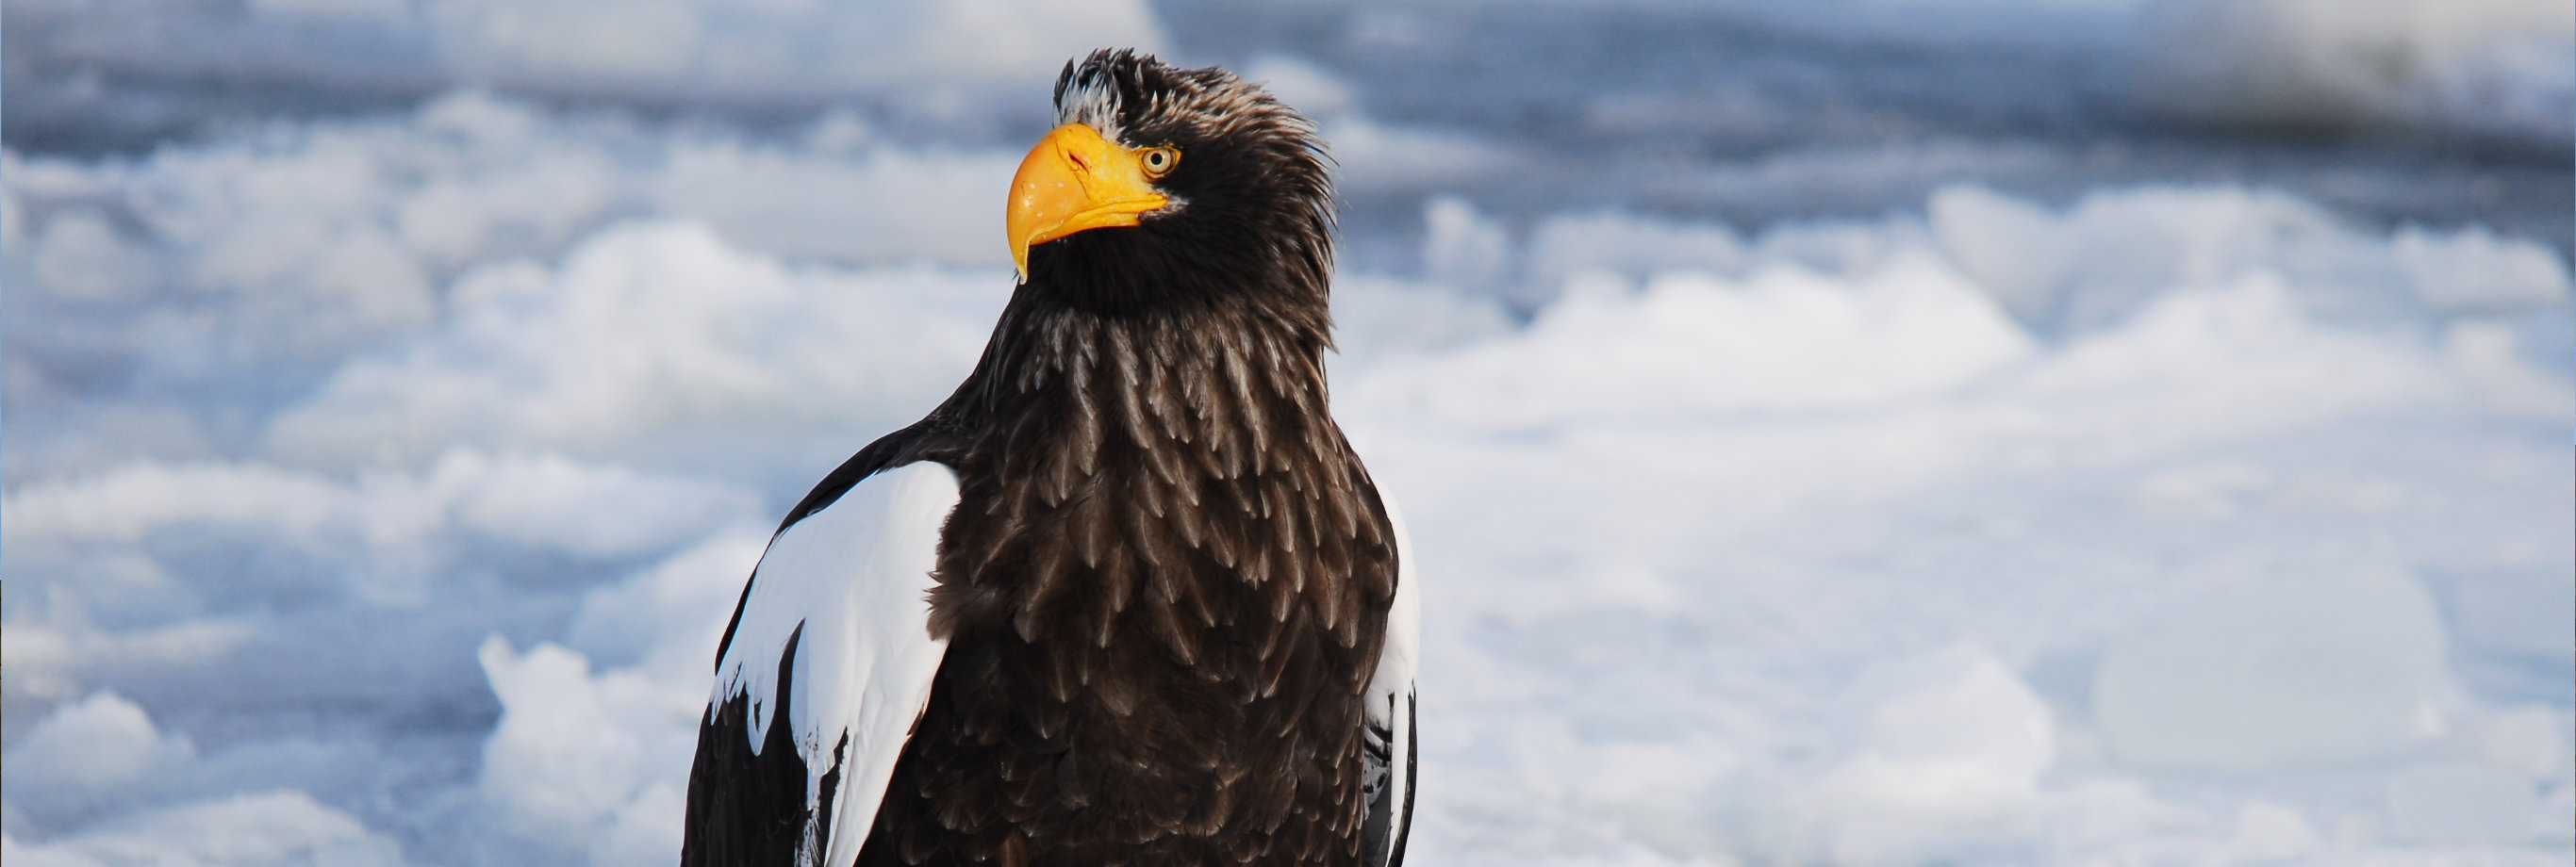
left=683, top=461, right=960, bottom=867
left=1361, top=491, right=1422, bottom=867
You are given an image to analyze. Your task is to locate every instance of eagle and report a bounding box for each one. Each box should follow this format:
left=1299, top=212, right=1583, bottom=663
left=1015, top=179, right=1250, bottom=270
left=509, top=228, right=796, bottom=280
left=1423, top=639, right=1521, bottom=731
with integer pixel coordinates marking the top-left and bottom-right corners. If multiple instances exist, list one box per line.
left=680, top=50, right=1419, bottom=867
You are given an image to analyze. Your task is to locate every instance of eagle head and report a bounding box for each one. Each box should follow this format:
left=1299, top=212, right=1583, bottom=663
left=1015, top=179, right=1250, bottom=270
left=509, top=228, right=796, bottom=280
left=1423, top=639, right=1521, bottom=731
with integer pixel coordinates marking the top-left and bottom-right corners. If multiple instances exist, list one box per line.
left=1008, top=49, right=1335, bottom=318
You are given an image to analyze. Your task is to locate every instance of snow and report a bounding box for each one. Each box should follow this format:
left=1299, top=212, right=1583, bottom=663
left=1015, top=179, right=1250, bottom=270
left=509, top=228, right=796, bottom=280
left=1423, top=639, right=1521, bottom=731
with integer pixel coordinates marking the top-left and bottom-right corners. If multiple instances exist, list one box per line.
left=4, top=791, right=407, bottom=867
left=5, top=2, right=2571, bottom=865
left=1334, top=194, right=2569, bottom=864
left=263, top=221, right=1008, bottom=479
left=1808, top=646, right=2056, bottom=824
left=3, top=692, right=195, bottom=798
left=1354, top=253, right=2039, bottom=426
left=1927, top=184, right=2573, bottom=335
left=2091, top=567, right=2453, bottom=773
left=476, top=526, right=771, bottom=864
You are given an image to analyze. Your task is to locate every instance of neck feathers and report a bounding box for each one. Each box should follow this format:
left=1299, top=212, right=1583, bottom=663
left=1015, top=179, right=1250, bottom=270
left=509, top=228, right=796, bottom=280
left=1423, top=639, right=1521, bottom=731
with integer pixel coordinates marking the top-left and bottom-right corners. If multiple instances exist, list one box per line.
left=959, top=293, right=1338, bottom=492
left=923, top=291, right=1386, bottom=652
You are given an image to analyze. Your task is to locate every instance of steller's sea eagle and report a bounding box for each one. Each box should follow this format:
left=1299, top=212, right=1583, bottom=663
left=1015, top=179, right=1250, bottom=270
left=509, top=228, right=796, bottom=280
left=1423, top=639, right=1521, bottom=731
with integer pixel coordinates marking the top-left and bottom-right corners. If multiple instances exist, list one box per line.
left=680, top=49, right=1419, bottom=867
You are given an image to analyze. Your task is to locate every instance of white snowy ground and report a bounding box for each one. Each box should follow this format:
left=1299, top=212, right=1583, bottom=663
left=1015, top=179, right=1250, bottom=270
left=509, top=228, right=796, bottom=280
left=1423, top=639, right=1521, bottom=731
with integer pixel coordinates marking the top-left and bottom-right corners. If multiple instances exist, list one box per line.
left=4, top=2, right=2572, bottom=866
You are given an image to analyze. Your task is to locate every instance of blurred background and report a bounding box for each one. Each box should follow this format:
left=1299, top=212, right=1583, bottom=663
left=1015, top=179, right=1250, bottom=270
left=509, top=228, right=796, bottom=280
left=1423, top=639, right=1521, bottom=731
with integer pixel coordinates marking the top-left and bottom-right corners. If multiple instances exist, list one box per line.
left=2, top=1, right=2569, bottom=865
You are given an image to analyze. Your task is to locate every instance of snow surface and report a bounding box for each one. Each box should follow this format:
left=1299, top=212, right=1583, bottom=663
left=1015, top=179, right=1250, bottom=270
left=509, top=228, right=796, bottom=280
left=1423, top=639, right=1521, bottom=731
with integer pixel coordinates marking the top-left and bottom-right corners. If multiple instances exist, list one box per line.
left=4, top=2, right=2571, bottom=866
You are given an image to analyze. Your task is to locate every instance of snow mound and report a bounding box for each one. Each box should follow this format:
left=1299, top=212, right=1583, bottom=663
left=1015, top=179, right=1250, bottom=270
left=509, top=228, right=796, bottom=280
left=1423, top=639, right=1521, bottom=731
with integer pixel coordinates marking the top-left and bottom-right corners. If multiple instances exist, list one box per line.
left=1929, top=183, right=2573, bottom=334
left=1525, top=211, right=1751, bottom=303
left=2, top=450, right=751, bottom=560
left=2, top=692, right=196, bottom=804
left=477, top=529, right=768, bottom=866
left=1350, top=251, right=2038, bottom=428
left=2093, top=567, right=2454, bottom=772
left=2, top=791, right=407, bottom=867
left=264, top=221, right=1007, bottom=478
left=3, top=93, right=1020, bottom=481
left=1436, top=185, right=2570, bottom=345
left=1811, top=646, right=2056, bottom=824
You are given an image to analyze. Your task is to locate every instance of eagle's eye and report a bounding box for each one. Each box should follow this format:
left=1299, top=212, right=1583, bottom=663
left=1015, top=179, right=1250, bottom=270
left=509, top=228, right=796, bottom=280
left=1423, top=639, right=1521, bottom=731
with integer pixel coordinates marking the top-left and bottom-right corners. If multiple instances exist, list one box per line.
left=1141, top=146, right=1181, bottom=178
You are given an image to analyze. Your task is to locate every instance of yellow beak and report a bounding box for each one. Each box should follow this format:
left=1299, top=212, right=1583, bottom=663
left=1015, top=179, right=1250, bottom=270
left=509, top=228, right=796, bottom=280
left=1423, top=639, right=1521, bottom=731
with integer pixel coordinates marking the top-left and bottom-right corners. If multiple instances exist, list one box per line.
left=1007, top=123, right=1170, bottom=281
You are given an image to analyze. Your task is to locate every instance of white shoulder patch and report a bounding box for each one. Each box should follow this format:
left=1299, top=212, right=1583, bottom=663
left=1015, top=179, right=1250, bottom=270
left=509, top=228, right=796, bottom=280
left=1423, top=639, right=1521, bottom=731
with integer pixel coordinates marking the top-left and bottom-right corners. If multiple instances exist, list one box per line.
left=711, top=460, right=959, bottom=865
left=1366, top=488, right=1420, bottom=862
left=1369, top=492, right=1419, bottom=720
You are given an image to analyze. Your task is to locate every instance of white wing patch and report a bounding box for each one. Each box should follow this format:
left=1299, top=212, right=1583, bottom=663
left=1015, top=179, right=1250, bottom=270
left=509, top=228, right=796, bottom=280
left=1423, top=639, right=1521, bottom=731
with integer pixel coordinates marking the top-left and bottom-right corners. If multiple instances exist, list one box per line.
left=711, top=461, right=960, bottom=866
left=1366, top=490, right=1421, bottom=863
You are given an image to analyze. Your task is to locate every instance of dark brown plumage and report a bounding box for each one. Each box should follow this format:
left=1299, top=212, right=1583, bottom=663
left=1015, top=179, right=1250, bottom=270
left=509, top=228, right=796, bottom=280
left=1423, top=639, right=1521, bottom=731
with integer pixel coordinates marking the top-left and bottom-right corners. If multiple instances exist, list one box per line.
left=682, top=50, right=1408, bottom=867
